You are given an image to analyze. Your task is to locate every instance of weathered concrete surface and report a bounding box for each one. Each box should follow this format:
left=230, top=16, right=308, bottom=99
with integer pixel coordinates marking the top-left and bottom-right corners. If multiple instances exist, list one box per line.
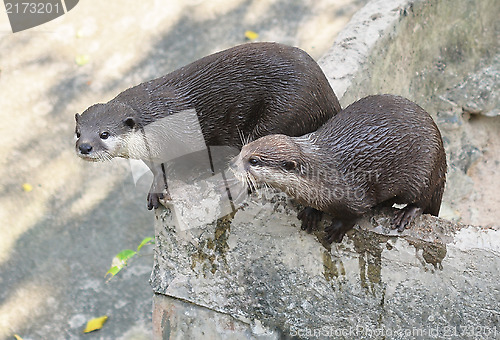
left=152, top=0, right=500, bottom=338
left=153, top=193, right=500, bottom=339
left=153, top=293, right=262, bottom=339
left=0, top=1, right=369, bottom=339
left=443, top=53, right=500, bottom=118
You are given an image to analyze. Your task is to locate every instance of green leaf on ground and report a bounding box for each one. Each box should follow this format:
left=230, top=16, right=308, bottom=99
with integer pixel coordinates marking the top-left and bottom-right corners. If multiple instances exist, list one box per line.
left=137, top=237, right=154, bottom=252
left=105, top=237, right=154, bottom=281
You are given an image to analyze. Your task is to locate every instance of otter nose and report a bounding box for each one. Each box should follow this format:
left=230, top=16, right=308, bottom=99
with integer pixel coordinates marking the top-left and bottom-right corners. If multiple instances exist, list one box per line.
left=79, top=143, right=93, bottom=154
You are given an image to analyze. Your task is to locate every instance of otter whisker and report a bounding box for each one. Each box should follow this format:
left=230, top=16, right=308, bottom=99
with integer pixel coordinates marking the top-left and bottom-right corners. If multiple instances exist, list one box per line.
left=99, top=152, right=115, bottom=162
left=262, top=182, right=274, bottom=199
left=244, top=133, right=252, bottom=146
left=237, top=128, right=249, bottom=147
left=245, top=173, right=259, bottom=196
left=230, top=167, right=247, bottom=185
left=223, top=176, right=242, bottom=186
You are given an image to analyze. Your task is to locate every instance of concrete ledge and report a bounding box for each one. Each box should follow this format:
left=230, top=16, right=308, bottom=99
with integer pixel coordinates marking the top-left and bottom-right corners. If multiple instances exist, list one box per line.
left=152, top=196, right=500, bottom=338
left=151, top=0, right=500, bottom=338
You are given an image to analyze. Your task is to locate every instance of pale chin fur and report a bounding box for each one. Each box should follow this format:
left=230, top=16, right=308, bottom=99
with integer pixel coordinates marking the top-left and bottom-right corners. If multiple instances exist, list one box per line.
left=104, top=135, right=130, bottom=159
left=77, top=153, right=100, bottom=162
left=120, top=130, right=158, bottom=161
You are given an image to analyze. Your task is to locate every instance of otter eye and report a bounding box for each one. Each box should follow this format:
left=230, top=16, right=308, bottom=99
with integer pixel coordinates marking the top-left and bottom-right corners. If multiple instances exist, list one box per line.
left=282, top=161, right=296, bottom=171
left=248, top=157, right=260, bottom=166
left=100, top=132, right=110, bottom=139
left=124, top=117, right=136, bottom=128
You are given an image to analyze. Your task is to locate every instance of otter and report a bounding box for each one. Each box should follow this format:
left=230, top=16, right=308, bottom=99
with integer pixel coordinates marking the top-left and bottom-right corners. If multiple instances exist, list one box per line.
left=75, top=42, right=341, bottom=210
left=232, top=94, right=447, bottom=243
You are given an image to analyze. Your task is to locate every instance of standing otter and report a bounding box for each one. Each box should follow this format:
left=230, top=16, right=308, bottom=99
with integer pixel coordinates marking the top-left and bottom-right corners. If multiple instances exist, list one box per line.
left=232, top=94, right=447, bottom=243
left=75, top=42, right=341, bottom=209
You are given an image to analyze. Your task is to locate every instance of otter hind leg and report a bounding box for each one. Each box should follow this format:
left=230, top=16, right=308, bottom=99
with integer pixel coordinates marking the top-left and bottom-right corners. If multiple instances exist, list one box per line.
left=392, top=205, right=423, bottom=232
left=297, top=207, right=323, bottom=233
left=325, top=219, right=356, bottom=244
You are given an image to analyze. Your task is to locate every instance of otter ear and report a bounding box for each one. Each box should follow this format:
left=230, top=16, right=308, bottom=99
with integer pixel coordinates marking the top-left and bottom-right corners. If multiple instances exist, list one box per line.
left=75, top=113, right=80, bottom=122
left=282, top=160, right=297, bottom=171
left=124, top=117, right=136, bottom=129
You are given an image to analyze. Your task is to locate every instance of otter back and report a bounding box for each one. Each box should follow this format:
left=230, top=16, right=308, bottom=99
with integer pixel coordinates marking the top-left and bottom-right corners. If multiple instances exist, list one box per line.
left=75, top=42, right=341, bottom=209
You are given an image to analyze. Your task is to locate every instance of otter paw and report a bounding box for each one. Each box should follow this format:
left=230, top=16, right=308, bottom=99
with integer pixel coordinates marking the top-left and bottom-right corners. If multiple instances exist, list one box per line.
left=324, top=219, right=356, bottom=244
left=324, top=220, right=347, bottom=243
left=147, top=191, right=172, bottom=210
left=147, top=192, right=163, bottom=210
left=297, top=207, right=323, bottom=233
left=393, top=205, right=423, bottom=232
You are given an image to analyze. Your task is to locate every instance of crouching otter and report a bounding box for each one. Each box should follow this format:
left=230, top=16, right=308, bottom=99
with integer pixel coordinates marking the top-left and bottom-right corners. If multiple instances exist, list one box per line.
left=232, top=94, right=447, bottom=243
left=75, top=42, right=341, bottom=209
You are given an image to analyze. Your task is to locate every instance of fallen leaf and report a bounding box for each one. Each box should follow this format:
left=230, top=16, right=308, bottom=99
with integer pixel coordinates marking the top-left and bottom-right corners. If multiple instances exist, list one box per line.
left=75, top=55, right=90, bottom=66
left=105, top=238, right=153, bottom=281
left=105, top=249, right=136, bottom=281
left=83, top=315, right=108, bottom=333
left=244, top=30, right=259, bottom=41
left=22, top=183, right=33, bottom=192
left=14, top=334, right=23, bottom=340
left=116, top=249, right=137, bottom=262
left=106, top=265, right=121, bottom=277
left=137, top=237, right=154, bottom=252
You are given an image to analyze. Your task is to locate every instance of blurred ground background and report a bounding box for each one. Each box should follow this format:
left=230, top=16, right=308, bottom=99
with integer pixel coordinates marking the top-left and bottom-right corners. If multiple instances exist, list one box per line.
left=0, top=0, right=369, bottom=339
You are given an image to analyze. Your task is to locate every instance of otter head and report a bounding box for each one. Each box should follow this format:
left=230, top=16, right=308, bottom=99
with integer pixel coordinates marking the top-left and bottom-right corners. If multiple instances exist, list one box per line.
left=75, top=102, right=139, bottom=162
left=231, top=134, right=306, bottom=193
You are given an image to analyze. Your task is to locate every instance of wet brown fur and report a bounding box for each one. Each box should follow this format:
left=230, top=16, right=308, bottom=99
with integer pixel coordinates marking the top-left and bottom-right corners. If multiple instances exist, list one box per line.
left=75, top=42, right=341, bottom=209
left=236, top=94, right=447, bottom=243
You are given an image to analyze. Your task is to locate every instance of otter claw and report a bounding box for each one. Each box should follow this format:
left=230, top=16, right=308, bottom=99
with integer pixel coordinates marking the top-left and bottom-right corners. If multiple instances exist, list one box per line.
left=147, top=192, right=163, bottom=210
left=393, top=205, right=422, bottom=231
left=325, top=219, right=356, bottom=244
left=325, top=220, right=346, bottom=243
left=147, top=191, right=172, bottom=210
left=297, top=207, right=323, bottom=233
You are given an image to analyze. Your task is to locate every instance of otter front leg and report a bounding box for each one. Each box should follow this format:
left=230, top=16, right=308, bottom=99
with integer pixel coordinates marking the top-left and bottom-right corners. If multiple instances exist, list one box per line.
left=146, top=163, right=171, bottom=210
